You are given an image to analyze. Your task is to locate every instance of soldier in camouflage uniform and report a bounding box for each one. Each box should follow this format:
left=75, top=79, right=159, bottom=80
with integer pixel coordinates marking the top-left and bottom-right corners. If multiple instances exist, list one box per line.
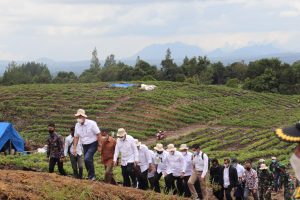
left=258, top=164, right=273, bottom=200
left=279, top=164, right=294, bottom=200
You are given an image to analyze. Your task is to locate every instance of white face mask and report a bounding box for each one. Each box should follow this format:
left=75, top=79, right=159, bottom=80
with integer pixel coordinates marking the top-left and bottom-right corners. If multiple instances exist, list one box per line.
left=77, top=118, right=84, bottom=124
left=181, top=152, right=187, bottom=156
left=101, top=136, right=107, bottom=140
left=170, top=151, right=175, bottom=155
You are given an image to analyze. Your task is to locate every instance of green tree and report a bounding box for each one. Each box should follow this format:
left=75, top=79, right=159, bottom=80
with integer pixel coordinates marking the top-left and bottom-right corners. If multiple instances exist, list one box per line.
left=211, top=62, right=226, bottom=84
left=225, top=62, right=248, bottom=81
left=53, top=71, right=78, bottom=83
left=104, top=54, right=116, bottom=68
left=161, top=48, right=181, bottom=81
left=90, top=48, right=101, bottom=69
left=133, top=60, right=158, bottom=80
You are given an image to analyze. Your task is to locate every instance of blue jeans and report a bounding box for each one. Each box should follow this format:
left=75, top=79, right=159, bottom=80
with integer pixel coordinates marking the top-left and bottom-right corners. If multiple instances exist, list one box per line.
left=83, top=141, right=98, bottom=179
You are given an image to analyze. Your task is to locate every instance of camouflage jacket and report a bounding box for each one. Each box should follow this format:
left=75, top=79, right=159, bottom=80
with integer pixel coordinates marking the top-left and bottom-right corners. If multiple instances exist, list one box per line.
left=47, top=132, right=64, bottom=158
left=258, top=170, right=273, bottom=189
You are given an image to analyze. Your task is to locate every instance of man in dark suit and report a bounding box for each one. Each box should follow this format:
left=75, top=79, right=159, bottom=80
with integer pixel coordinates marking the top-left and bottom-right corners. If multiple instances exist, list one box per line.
left=222, top=158, right=239, bottom=200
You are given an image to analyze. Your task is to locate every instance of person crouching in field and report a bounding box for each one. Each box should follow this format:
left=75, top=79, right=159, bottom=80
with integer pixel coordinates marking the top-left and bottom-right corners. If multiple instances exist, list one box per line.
left=113, top=128, right=139, bottom=188
left=73, top=109, right=101, bottom=181
left=64, top=126, right=83, bottom=179
left=99, top=128, right=117, bottom=185
left=46, top=123, right=66, bottom=176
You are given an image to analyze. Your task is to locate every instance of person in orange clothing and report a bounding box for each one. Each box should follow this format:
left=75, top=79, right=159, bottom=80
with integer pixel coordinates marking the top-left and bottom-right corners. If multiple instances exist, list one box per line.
left=99, top=128, right=117, bottom=185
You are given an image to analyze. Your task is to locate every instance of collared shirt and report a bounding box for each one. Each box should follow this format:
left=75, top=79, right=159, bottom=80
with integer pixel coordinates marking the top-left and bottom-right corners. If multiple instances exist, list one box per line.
left=192, top=151, right=209, bottom=178
left=154, top=150, right=168, bottom=174
left=243, top=168, right=258, bottom=189
left=165, top=151, right=186, bottom=177
left=235, top=163, right=245, bottom=178
left=64, top=134, right=83, bottom=156
left=47, top=132, right=64, bottom=158
left=137, top=144, right=152, bottom=173
left=113, top=135, right=139, bottom=166
left=74, top=119, right=100, bottom=145
left=224, top=167, right=230, bottom=188
left=100, top=136, right=116, bottom=166
left=182, top=151, right=193, bottom=176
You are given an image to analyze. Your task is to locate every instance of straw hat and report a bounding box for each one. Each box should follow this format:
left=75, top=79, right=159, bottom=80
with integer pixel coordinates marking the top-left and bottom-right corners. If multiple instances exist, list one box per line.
left=166, top=144, right=176, bottom=152
left=179, top=144, right=189, bottom=151
left=259, top=159, right=265, bottom=163
left=135, top=139, right=141, bottom=147
left=154, top=143, right=164, bottom=151
left=117, top=128, right=127, bottom=137
left=260, top=164, right=268, bottom=170
left=275, top=122, right=300, bottom=142
left=74, top=109, right=87, bottom=118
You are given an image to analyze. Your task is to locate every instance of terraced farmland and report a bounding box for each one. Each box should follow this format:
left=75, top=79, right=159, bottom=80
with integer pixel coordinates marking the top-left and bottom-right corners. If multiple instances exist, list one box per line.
left=0, top=81, right=299, bottom=162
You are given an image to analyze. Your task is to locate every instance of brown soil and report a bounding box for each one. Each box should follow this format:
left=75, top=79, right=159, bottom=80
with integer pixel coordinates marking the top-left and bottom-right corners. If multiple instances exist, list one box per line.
left=0, top=169, right=183, bottom=200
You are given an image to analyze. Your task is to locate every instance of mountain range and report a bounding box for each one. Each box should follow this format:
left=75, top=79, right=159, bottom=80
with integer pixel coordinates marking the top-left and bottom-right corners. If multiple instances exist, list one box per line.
left=0, top=42, right=299, bottom=75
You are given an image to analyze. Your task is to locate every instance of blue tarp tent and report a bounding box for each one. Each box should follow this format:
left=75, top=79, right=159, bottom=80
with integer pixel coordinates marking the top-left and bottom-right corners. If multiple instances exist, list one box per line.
left=0, top=122, right=24, bottom=152
left=110, top=83, right=136, bottom=88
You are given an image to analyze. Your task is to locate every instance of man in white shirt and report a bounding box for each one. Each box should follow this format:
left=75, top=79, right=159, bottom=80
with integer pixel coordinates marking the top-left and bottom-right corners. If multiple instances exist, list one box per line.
left=64, top=126, right=83, bottom=179
left=179, top=144, right=193, bottom=198
left=73, top=109, right=101, bottom=180
left=135, top=140, right=152, bottom=190
left=231, top=158, right=245, bottom=200
left=153, top=143, right=168, bottom=193
left=188, top=144, right=209, bottom=200
left=164, top=144, right=186, bottom=195
left=222, top=158, right=238, bottom=200
left=113, top=128, right=139, bottom=187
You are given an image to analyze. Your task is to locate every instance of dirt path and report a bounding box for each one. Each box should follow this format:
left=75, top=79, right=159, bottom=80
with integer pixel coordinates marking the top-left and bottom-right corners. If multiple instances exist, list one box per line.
left=143, top=123, right=257, bottom=145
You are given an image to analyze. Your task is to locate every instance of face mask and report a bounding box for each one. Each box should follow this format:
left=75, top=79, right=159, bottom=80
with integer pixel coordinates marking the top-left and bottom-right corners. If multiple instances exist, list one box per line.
left=193, top=151, right=199, bottom=156
left=170, top=151, right=175, bottom=155
left=233, top=163, right=237, bottom=168
left=101, top=136, right=107, bottom=140
left=77, top=118, right=84, bottom=124
left=181, top=152, right=187, bottom=156
left=157, top=151, right=163, bottom=154
left=246, top=167, right=251, bottom=171
left=272, top=160, right=276, bottom=163
left=48, top=130, right=54, bottom=134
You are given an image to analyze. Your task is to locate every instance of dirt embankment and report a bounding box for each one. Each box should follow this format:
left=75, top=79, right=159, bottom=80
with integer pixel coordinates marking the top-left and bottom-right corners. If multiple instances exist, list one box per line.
left=0, top=169, right=183, bottom=200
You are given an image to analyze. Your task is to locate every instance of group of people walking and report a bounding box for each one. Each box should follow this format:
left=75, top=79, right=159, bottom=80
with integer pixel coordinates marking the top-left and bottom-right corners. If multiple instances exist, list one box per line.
left=46, top=109, right=295, bottom=200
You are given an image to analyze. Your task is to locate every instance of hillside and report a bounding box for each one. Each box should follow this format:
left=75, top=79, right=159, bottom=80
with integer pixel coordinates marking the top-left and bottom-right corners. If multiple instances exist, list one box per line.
left=0, top=169, right=182, bottom=200
left=0, top=81, right=299, bottom=164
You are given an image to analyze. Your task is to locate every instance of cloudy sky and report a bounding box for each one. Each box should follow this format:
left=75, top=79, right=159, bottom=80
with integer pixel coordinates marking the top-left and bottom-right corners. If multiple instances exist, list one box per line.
left=0, top=0, right=299, bottom=60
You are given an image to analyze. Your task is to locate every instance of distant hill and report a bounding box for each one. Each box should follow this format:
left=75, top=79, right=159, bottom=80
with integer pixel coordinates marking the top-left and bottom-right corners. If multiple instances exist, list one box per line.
left=0, top=43, right=300, bottom=75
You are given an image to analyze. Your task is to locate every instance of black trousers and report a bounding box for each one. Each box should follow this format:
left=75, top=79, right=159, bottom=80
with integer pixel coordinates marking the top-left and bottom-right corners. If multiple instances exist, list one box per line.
left=235, top=183, right=244, bottom=200
left=153, top=172, right=163, bottom=193
left=121, top=163, right=137, bottom=187
left=49, top=157, right=66, bottom=175
left=165, top=174, right=184, bottom=195
left=223, top=186, right=233, bottom=200
left=213, top=187, right=224, bottom=200
left=137, top=169, right=149, bottom=190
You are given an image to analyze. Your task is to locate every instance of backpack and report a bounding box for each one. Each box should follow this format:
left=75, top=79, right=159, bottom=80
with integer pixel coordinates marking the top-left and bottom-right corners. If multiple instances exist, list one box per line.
left=200, top=152, right=210, bottom=169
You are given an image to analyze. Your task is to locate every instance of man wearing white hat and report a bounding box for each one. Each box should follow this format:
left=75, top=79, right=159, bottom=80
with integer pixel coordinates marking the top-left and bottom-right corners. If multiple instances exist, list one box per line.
left=73, top=109, right=101, bottom=180
left=269, top=156, right=281, bottom=192
left=153, top=143, right=168, bottom=193
left=179, top=144, right=193, bottom=198
left=164, top=144, right=186, bottom=195
left=258, top=163, right=273, bottom=200
left=113, top=128, right=139, bottom=187
left=135, top=140, right=152, bottom=190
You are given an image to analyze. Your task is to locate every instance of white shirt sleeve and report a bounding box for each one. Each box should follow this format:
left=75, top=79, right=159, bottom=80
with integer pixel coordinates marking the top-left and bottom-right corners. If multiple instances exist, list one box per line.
left=113, top=140, right=120, bottom=162
left=74, top=124, right=80, bottom=137
left=291, top=153, right=300, bottom=181
left=131, top=140, right=139, bottom=162
left=64, top=137, right=70, bottom=157
left=92, top=121, right=100, bottom=135
left=145, top=147, right=152, bottom=165
left=201, top=153, right=209, bottom=178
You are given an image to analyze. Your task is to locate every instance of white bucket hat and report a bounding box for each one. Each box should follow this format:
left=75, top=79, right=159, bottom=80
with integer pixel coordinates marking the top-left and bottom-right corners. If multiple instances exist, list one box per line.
left=260, top=163, right=268, bottom=170
left=179, top=144, right=189, bottom=151
left=154, top=143, right=164, bottom=151
left=135, top=139, right=141, bottom=147
left=166, top=144, right=176, bottom=152
left=271, top=157, right=277, bottom=160
left=117, top=128, right=127, bottom=137
left=74, top=109, right=87, bottom=118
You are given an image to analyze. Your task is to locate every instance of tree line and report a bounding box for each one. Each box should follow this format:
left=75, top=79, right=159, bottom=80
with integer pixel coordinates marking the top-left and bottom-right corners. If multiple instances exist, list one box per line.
left=1, top=48, right=300, bottom=95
